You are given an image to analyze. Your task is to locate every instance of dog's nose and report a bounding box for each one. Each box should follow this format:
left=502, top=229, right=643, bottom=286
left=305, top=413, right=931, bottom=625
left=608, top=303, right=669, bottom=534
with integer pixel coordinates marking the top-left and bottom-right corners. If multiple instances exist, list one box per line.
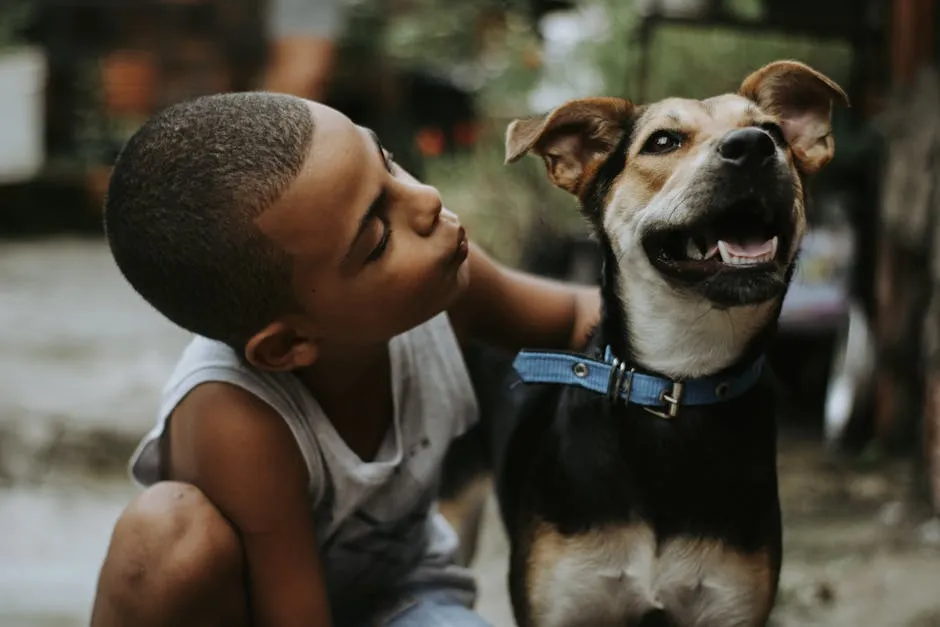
left=717, top=128, right=776, bottom=169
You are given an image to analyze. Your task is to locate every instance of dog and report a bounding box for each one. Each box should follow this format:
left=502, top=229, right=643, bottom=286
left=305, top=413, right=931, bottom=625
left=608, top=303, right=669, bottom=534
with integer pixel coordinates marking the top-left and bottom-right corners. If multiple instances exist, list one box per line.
left=439, top=60, right=848, bottom=627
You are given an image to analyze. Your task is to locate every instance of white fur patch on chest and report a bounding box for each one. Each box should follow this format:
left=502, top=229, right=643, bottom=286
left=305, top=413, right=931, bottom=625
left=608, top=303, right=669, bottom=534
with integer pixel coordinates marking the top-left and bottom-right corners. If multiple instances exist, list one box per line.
left=622, top=286, right=775, bottom=379
left=527, top=522, right=773, bottom=627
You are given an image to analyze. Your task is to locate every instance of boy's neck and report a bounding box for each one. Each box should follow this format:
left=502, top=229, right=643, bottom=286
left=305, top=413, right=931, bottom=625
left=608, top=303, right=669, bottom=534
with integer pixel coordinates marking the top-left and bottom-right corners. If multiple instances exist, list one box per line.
left=294, top=340, right=394, bottom=462
left=295, top=340, right=391, bottom=397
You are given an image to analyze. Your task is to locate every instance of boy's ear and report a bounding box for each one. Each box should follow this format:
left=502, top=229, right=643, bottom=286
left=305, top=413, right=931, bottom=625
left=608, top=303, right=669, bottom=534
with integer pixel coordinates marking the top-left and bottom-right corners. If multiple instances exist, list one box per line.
left=244, top=320, right=318, bottom=372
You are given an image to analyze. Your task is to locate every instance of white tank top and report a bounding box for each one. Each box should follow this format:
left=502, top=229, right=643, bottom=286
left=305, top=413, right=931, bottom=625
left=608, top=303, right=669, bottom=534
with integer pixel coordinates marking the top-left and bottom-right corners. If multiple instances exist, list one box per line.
left=129, top=312, right=479, bottom=615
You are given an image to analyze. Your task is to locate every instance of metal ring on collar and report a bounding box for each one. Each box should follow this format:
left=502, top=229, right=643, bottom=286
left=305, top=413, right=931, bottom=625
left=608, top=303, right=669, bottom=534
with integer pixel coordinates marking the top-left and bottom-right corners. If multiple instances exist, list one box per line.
left=607, top=359, right=627, bottom=402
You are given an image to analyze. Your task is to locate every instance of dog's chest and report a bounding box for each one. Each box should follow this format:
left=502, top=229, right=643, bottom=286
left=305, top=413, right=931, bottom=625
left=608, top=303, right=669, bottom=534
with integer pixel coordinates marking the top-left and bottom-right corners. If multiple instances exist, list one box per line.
left=526, top=521, right=773, bottom=627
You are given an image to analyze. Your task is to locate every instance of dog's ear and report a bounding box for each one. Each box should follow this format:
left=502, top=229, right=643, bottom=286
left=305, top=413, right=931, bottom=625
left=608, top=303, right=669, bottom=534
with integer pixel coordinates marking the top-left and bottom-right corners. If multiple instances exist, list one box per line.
left=505, top=97, right=633, bottom=194
left=739, top=60, right=849, bottom=175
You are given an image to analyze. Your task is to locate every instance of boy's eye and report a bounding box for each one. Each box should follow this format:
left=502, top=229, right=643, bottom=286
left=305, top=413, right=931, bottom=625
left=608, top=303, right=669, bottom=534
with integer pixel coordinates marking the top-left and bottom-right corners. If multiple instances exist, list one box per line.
left=365, top=217, right=391, bottom=264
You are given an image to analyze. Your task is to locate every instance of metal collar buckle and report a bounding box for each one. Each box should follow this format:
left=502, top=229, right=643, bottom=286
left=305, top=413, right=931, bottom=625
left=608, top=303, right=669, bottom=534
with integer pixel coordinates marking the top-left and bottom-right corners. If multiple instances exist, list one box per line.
left=643, top=381, right=685, bottom=419
left=606, top=358, right=635, bottom=404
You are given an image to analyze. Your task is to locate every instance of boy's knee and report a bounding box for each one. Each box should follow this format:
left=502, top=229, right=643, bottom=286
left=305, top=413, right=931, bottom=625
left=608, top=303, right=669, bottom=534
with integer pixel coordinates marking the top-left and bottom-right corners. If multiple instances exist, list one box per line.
left=96, top=482, right=243, bottom=618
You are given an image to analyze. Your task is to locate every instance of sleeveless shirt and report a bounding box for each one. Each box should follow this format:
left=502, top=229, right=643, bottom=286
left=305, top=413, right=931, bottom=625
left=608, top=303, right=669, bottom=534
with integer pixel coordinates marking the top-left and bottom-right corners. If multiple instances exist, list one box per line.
left=129, top=312, right=479, bottom=616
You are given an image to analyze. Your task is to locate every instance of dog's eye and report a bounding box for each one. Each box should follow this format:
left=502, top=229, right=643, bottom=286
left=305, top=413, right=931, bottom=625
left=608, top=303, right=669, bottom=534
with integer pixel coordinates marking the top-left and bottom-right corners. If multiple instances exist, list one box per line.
left=759, top=122, right=786, bottom=146
left=640, top=130, right=684, bottom=155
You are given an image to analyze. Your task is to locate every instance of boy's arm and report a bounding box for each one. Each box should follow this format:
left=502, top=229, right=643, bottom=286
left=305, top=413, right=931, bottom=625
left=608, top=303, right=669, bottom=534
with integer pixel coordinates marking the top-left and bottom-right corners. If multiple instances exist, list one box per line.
left=448, top=242, right=601, bottom=352
left=168, top=382, right=332, bottom=627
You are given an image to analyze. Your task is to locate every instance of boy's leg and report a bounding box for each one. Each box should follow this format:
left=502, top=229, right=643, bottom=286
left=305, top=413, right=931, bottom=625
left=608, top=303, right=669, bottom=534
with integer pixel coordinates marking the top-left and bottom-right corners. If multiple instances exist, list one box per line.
left=90, top=482, right=249, bottom=627
left=372, top=588, right=492, bottom=627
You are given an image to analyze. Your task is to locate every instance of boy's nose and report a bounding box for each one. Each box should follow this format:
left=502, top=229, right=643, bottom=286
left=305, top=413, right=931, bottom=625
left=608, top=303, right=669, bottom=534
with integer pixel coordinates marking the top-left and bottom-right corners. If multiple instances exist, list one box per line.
left=411, top=183, right=443, bottom=236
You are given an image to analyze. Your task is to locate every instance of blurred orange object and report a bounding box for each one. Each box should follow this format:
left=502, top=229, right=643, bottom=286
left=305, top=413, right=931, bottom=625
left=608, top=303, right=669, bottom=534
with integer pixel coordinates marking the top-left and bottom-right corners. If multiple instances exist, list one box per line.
left=415, top=127, right=445, bottom=157
left=100, top=50, right=157, bottom=117
left=522, top=47, right=542, bottom=70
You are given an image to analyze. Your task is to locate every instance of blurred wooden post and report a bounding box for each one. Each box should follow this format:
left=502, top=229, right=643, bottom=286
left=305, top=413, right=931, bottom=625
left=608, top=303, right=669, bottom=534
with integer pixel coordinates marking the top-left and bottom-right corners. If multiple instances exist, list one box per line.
left=878, top=0, right=939, bottom=512
left=890, top=0, right=935, bottom=87
left=924, top=77, right=940, bottom=512
left=874, top=0, right=940, bottom=513
left=909, top=0, right=940, bottom=516
left=924, top=292, right=940, bottom=512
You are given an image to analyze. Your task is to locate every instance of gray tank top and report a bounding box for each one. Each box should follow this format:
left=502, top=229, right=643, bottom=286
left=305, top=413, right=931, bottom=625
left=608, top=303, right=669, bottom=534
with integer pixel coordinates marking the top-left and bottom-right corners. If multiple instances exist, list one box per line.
left=129, top=312, right=479, bottom=614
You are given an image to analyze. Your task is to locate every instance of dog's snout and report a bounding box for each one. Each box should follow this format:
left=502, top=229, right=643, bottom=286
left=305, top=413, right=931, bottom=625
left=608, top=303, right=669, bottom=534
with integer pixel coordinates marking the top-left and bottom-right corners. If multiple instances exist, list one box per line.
left=717, top=128, right=776, bottom=169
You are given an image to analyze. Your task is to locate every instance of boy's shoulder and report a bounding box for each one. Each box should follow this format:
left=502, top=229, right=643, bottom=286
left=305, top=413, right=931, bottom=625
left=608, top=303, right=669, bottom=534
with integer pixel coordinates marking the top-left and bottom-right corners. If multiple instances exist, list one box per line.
left=174, top=334, right=243, bottom=370
left=132, top=332, right=326, bottom=505
left=161, top=335, right=262, bottom=401
left=166, top=377, right=314, bottom=533
left=160, top=333, right=315, bottom=430
left=157, top=334, right=314, bottom=477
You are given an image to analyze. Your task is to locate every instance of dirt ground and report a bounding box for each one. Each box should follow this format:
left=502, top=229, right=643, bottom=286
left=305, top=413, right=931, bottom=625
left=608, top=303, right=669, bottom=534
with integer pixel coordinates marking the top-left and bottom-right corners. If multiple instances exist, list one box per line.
left=1, top=237, right=939, bottom=626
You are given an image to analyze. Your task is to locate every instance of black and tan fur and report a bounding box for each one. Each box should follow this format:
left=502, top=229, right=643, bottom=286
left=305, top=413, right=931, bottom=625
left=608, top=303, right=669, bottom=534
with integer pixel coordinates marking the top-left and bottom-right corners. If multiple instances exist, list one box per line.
left=440, top=60, right=848, bottom=627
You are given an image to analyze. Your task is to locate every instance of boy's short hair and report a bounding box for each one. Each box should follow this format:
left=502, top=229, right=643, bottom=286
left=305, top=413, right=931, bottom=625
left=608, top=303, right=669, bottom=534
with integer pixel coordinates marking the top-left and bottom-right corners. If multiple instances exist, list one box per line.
left=104, top=92, right=315, bottom=349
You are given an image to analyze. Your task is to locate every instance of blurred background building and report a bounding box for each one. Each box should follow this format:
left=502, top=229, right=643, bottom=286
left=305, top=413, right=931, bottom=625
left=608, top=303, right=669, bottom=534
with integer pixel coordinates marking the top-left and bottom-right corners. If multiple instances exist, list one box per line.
left=1, top=0, right=939, bottom=625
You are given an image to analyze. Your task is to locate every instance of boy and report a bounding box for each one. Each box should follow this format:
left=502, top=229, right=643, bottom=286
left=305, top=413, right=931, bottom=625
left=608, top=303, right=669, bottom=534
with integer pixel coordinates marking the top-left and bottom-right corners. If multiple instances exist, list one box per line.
left=91, top=92, right=599, bottom=627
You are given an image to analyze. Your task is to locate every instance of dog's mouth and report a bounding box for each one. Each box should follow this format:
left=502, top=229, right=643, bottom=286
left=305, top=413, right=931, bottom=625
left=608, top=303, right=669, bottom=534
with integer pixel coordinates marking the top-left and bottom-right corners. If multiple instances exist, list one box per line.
left=642, top=199, right=790, bottom=284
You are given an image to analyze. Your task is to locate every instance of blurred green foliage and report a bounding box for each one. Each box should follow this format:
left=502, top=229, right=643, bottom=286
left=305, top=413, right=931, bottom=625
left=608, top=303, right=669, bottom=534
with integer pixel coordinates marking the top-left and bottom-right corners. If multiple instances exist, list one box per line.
left=0, top=0, right=36, bottom=50
left=388, top=0, right=855, bottom=263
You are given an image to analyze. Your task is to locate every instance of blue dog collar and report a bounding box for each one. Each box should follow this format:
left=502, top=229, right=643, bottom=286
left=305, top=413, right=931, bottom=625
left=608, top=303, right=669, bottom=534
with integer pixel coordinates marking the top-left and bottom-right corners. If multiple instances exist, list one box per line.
left=512, top=346, right=765, bottom=418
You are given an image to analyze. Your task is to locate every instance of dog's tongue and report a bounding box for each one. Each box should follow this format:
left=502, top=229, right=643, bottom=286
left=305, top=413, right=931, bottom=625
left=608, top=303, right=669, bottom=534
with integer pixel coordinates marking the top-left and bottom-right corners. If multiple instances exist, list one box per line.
left=719, top=238, right=774, bottom=258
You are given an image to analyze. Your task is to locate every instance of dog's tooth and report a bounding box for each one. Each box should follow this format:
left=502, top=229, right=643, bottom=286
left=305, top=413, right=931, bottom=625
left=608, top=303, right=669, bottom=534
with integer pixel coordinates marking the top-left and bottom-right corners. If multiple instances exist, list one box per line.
left=722, top=252, right=765, bottom=266
left=686, top=237, right=704, bottom=260
left=770, top=236, right=779, bottom=259
left=718, top=240, right=731, bottom=263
